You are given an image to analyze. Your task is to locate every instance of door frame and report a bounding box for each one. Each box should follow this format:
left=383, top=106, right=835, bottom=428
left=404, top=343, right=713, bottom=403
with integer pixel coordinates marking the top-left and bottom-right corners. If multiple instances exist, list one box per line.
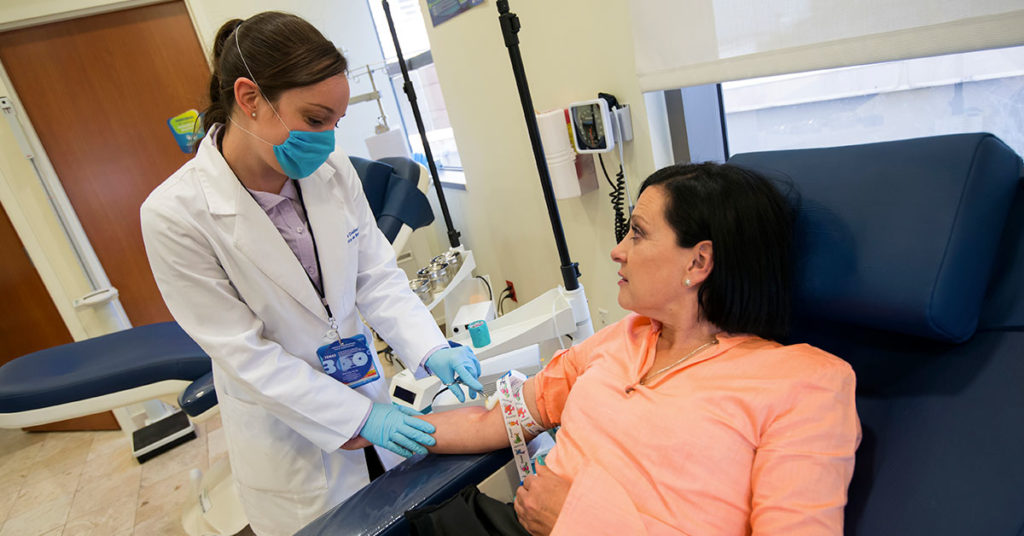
left=0, top=60, right=132, bottom=336
left=0, top=0, right=212, bottom=338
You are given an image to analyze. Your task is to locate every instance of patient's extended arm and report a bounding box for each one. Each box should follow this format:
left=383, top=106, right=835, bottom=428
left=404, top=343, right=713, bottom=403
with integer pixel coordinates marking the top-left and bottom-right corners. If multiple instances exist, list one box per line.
left=341, top=376, right=544, bottom=454
left=423, top=375, right=544, bottom=454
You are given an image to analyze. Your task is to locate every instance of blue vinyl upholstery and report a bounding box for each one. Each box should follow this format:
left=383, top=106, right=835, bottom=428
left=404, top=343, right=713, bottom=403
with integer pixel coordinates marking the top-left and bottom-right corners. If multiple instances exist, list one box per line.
left=178, top=371, right=217, bottom=417
left=730, top=133, right=1024, bottom=535
left=730, top=134, right=1021, bottom=343
left=0, top=321, right=210, bottom=413
left=350, top=156, right=434, bottom=243
left=296, top=450, right=512, bottom=536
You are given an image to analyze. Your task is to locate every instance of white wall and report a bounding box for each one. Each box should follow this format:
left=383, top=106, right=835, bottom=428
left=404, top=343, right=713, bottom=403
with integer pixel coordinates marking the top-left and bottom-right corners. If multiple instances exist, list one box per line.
left=419, top=0, right=655, bottom=327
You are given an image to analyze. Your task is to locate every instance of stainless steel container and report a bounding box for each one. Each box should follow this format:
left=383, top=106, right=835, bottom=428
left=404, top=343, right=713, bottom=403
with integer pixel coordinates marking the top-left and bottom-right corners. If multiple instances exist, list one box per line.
left=443, top=250, right=462, bottom=274
left=427, top=262, right=450, bottom=292
left=409, top=277, right=432, bottom=305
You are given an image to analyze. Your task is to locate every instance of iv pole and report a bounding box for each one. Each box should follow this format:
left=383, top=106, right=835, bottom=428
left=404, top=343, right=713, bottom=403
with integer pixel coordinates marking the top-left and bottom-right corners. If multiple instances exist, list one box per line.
left=379, top=0, right=593, bottom=363
left=381, top=0, right=462, bottom=249
left=495, top=0, right=581, bottom=291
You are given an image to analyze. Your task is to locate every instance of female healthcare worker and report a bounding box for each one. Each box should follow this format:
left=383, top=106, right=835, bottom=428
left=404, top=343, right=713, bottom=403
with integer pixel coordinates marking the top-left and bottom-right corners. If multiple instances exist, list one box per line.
left=140, top=12, right=483, bottom=536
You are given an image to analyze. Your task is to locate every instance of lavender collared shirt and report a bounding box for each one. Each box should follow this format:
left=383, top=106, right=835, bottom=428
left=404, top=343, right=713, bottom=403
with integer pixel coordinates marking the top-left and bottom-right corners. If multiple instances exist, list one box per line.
left=248, top=180, right=322, bottom=292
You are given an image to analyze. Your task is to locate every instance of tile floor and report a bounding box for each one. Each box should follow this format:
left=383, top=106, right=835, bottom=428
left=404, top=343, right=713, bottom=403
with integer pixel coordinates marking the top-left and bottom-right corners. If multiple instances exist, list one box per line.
left=0, top=413, right=251, bottom=536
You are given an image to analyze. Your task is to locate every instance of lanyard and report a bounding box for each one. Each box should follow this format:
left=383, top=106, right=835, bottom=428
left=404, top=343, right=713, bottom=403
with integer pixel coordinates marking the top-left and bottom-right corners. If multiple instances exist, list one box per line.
left=292, top=182, right=331, bottom=317
left=238, top=177, right=336, bottom=327
left=293, top=182, right=335, bottom=325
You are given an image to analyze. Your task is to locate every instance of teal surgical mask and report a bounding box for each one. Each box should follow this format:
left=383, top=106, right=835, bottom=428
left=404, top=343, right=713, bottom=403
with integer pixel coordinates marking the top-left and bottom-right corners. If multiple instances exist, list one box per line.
left=230, top=27, right=336, bottom=179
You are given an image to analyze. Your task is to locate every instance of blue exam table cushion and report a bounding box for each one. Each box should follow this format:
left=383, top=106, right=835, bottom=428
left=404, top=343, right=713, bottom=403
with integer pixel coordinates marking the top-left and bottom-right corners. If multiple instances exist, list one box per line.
left=0, top=321, right=211, bottom=413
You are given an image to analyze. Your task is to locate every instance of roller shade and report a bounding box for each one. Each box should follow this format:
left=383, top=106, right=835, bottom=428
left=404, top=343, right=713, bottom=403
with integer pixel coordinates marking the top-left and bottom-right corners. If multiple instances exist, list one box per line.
left=630, top=0, right=1024, bottom=92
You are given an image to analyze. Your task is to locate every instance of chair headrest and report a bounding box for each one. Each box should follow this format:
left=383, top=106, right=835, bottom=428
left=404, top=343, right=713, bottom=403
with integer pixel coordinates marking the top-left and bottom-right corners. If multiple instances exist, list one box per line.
left=350, top=156, right=435, bottom=243
left=729, top=133, right=1022, bottom=343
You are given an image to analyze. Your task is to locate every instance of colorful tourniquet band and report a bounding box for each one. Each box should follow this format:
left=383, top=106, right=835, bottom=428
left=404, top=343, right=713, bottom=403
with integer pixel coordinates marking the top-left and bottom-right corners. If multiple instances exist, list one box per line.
left=496, top=370, right=544, bottom=481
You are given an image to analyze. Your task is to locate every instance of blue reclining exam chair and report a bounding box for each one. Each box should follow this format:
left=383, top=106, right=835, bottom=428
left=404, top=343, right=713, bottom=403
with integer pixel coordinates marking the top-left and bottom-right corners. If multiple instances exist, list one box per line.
left=296, top=133, right=1023, bottom=536
left=729, top=133, right=1024, bottom=535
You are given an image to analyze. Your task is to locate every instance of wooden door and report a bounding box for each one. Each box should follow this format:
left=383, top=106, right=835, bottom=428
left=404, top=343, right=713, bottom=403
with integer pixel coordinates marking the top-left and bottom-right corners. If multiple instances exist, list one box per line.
left=0, top=204, right=118, bottom=431
left=0, top=1, right=211, bottom=326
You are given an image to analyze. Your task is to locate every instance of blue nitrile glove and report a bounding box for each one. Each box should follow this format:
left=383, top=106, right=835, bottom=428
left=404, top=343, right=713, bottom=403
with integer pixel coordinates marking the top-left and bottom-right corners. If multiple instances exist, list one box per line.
left=359, top=403, right=436, bottom=457
left=425, top=345, right=484, bottom=403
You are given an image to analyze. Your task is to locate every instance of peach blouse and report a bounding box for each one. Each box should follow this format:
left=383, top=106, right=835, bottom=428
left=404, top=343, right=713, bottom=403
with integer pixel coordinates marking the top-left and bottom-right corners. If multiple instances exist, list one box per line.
left=533, top=314, right=860, bottom=535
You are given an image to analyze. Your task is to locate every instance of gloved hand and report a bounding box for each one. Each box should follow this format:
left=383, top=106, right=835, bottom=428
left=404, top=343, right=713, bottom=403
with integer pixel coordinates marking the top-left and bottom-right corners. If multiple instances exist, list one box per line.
left=425, top=345, right=484, bottom=403
left=358, top=403, right=436, bottom=457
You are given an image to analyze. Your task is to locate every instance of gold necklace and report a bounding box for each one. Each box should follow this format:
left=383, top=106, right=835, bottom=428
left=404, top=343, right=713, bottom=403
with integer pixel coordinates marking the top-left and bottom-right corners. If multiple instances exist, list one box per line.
left=641, top=337, right=719, bottom=385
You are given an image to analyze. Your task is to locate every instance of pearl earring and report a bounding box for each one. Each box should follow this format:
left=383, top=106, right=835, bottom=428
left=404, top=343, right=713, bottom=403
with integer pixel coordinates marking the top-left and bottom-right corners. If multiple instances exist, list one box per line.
left=251, top=112, right=256, bottom=118
left=685, top=278, right=692, bottom=287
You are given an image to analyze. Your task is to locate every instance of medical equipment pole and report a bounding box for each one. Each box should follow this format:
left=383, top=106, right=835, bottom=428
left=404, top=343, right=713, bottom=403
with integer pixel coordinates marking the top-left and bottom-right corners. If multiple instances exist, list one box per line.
left=381, top=0, right=461, bottom=249
left=495, top=0, right=580, bottom=291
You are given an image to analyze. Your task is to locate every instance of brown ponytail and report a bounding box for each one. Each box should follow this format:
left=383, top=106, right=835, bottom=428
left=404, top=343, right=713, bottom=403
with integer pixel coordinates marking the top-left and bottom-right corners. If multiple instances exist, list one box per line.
left=202, top=19, right=244, bottom=129
left=200, top=12, right=348, bottom=133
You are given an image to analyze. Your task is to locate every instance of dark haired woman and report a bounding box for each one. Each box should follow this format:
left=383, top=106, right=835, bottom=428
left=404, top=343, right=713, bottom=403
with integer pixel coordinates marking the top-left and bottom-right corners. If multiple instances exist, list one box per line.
left=357, top=163, right=861, bottom=535
left=140, top=12, right=481, bottom=535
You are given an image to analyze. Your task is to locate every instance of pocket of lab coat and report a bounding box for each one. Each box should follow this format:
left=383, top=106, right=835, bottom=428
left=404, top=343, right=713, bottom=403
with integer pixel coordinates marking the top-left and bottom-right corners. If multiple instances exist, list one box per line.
left=220, top=395, right=329, bottom=493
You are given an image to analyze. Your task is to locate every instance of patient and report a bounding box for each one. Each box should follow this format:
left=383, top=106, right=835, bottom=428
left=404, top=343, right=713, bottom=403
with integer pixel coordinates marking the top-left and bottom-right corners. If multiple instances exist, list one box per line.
left=352, top=163, right=861, bottom=535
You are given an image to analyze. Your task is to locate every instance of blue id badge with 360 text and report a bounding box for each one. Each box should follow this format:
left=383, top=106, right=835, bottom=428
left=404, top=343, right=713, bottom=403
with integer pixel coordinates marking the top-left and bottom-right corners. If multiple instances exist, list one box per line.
left=316, top=333, right=380, bottom=388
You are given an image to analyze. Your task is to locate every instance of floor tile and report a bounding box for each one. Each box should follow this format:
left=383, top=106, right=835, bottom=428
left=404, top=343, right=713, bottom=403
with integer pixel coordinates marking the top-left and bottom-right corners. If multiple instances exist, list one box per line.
left=0, top=493, right=72, bottom=536
left=68, top=459, right=141, bottom=523
left=0, top=414, right=244, bottom=536
left=0, top=466, right=27, bottom=525
left=134, top=468, right=190, bottom=531
left=0, top=428, right=46, bottom=461
left=35, top=432, right=95, bottom=462
left=30, top=433, right=93, bottom=484
left=0, top=432, right=45, bottom=481
left=84, top=430, right=130, bottom=463
left=62, top=492, right=136, bottom=536
left=139, top=429, right=208, bottom=488
left=132, top=512, right=185, bottom=536
left=8, top=468, right=81, bottom=520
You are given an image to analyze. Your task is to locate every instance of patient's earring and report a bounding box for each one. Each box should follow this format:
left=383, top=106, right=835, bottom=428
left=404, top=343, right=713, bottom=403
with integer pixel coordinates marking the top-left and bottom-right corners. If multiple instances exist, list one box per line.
left=685, top=278, right=692, bottom=287
left=251, top=112, right=256, bottom=118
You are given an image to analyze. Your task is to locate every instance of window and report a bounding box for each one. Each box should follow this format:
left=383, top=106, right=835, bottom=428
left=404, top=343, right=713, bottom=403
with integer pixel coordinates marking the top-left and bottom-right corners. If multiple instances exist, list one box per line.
left=367, top=0, right=465, bottom=186
left=720, top=46, right=1024, bottom=158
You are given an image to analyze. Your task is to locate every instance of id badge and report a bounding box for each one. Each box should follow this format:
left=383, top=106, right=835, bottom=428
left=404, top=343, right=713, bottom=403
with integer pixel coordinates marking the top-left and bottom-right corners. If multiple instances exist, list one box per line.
left=316, top=333, right=380, bottom=388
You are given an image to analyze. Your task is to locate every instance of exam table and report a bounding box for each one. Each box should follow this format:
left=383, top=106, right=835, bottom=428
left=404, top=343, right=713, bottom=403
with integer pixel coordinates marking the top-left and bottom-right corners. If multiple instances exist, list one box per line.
left=296, top=133, right=1024, bottom=536
left=0, top=321, right=210, bottom=429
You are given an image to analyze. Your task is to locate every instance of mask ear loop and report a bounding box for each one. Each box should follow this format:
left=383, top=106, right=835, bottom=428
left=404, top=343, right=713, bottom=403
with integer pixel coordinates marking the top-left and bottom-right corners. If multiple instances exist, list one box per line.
left=233, top=23, right=291, bottom=134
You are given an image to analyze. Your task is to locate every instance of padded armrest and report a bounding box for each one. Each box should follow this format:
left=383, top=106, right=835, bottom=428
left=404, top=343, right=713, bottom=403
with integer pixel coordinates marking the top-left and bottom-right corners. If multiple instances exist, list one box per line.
left=178, top=371, right=217, bottom=418
left=296, top=449, right=513, bottom=536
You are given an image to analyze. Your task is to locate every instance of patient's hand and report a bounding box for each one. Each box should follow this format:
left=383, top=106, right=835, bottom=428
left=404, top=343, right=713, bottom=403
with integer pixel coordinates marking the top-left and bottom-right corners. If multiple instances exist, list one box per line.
left=341, top=436, right=371, bottom=450
left=514, top=465, right=571, bottom=535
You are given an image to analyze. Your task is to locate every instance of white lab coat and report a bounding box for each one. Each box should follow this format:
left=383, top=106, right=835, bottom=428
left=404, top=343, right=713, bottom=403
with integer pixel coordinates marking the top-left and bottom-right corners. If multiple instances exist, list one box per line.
left=140, top=125, right=446, bottom=536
